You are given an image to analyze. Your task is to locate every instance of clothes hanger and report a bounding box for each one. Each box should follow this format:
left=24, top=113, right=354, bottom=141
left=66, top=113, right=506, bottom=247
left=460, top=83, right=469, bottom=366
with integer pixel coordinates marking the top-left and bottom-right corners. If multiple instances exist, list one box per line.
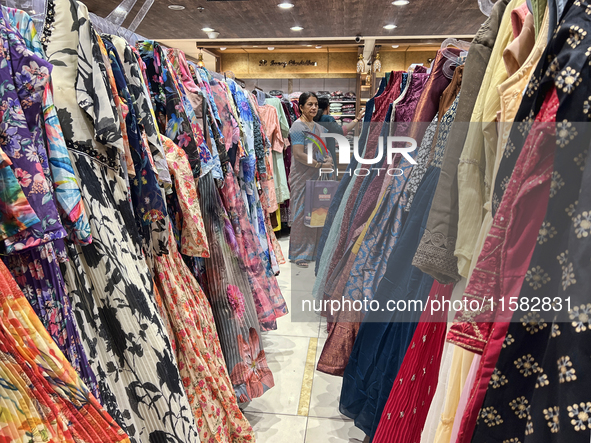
left=2, top=0, right=47, bottom=30
left=478, top=0, right=496, bottom=17
left=440, top=38, right=471, bottom=79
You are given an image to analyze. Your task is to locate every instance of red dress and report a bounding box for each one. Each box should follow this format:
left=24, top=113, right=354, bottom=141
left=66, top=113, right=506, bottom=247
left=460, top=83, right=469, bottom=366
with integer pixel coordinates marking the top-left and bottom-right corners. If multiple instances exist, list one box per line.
left=373, top=281, right=453, bottom=443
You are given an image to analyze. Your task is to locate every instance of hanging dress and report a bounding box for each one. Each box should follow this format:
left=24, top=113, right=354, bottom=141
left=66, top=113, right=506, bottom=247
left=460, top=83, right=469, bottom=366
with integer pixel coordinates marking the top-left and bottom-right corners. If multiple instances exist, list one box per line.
left=340, top=67, right=463, bottom=438
left=47, top=0, right=200, bottom=441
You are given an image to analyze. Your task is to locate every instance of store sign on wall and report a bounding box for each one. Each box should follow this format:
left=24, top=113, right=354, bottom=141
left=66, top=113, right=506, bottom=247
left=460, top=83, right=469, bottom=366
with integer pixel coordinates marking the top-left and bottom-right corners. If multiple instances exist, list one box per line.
left=259, top=59, right=318, bottom=68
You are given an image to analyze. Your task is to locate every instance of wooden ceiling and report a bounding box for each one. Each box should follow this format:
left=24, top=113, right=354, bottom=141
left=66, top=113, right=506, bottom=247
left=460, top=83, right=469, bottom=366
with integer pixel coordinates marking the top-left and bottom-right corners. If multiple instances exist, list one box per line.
left=83, top=0, right=487, bottom=41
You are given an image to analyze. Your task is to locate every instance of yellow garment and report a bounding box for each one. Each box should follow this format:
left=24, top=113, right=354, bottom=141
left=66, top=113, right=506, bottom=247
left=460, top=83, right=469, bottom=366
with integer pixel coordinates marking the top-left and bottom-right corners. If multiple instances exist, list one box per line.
left=432, top=346, right=475, bottom=443
left=273, top=208, right=282, bottom=231
left=454, top=0, right=525, bottom=279
left=467, top=9, right=549, bottom=279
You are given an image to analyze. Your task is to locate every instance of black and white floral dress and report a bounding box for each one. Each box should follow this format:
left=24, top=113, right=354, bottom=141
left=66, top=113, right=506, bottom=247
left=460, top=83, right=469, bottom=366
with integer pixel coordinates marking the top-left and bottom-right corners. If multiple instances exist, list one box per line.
left=46, top=0, right=199, bottom=441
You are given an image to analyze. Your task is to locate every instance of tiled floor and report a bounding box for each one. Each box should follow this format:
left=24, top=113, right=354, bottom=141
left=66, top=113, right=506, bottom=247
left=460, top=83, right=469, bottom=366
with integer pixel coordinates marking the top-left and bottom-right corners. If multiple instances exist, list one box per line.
left=243, top=236, right=367, bottom=442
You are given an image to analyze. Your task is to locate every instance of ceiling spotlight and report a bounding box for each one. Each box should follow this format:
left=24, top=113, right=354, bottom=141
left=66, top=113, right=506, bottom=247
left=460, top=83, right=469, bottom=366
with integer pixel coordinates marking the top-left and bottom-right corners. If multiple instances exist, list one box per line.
left=168, top=4, right=185, bottom=10
left=392, top=0, right=410, bottom=5
left=306, top=44, right=313, bottom=47
left=220, top=47, right=227, bottom=50
left=383, top=24, right=397, bottom=30
left=315, top=45, right=322, bottom=49
left=268, top=46, right=275, bottom=50
left=201, top=27, right=214, bottom=32
left=278, top=2, right=294, bottom=8
left=208, top=32, right=219, bottom=39
left=291, top=26, right=304, bottom=31
left=392, top=44, right=399, bottom=48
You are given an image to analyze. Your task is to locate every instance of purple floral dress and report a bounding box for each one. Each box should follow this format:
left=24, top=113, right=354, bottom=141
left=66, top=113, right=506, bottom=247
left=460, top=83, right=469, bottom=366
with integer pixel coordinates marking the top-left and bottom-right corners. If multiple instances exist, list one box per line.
left=0, top=9, right=100, bottom=400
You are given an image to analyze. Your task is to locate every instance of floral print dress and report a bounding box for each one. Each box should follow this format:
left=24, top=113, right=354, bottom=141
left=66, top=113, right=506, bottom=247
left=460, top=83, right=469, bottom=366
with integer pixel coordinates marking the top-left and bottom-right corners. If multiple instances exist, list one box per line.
left=46, top=0, right=200, bottom=441
left=0, top=260, right=129, bottom=443
left=0, top=7, right=100, bottom=399
left=154, top=135, right=254, bottom=442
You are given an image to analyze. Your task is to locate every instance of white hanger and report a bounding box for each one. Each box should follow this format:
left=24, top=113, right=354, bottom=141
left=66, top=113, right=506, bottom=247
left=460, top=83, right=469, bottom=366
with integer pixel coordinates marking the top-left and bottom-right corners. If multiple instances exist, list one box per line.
left=478, top=0, right=497, bottom=17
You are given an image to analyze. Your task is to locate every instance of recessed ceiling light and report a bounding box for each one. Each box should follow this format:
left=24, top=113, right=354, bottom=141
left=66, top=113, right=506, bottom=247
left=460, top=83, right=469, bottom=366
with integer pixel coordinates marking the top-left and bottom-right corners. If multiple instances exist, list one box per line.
left=278, top=2, right=294, bottom=8
left=220, top=47, right=227, bottom=50
left=315, top=45, right=322, bottom=49
left=201, top=27, right=214, bottom=32
left=253, top=45, right=259, bottom=47
left=168, top=4, right=185, bottom=10
left=392, top=45, right=399, bottom=48
left=268, top=46, right=275, bottom=50
left=306, top=44, right=313, bottom=47
left=291, top=26, right=304, bottom=31
left=392, top=0, right=410, bottom=5
left=383, top=24, right=397, bottom=30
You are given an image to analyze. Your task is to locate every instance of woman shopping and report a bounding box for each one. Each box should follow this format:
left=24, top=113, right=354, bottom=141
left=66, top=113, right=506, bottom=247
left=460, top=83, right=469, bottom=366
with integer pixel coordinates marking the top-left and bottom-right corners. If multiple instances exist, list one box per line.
left=289, top=92, right=333, bottom=268
left=314, top=96, right=365, bottom=164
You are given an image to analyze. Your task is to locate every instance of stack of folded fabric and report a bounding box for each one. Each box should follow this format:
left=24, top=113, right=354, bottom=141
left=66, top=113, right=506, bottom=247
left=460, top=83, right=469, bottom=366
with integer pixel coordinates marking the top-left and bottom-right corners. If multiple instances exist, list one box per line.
left=269, top=90, right=284, bottom=98
left=344, top=91, right=356, bottom=100
left=330, top=90, right=344, bottom=101
left=317, top=90, right=331, bottom=99
left=342, top=103, right=356, bottom=115
left=330, top=102, right=343, bottom=115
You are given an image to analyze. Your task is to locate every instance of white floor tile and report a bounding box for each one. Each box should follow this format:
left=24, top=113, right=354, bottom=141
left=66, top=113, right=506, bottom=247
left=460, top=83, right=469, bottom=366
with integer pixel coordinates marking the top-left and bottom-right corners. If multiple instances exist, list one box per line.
left=305, top=417, right=366, bottom=443
left=244, top=411, right=307, bottom=443
left=308, top=338, right=351, bottom=420
left=271, top=290, right=322, bottom=338
left=245, top=335, right=311, bottom=415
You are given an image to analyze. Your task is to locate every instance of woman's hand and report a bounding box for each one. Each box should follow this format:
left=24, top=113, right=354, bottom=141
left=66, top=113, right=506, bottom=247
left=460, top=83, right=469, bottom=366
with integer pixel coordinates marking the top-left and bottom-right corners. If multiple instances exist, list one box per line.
left=355, top=108, right=366, bottom=122
left=323, top=155, right=334, bottom=166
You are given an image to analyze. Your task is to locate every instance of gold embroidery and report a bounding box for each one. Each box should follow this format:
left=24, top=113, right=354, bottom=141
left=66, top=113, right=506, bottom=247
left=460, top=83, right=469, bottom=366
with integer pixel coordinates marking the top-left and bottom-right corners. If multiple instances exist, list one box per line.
left=566, top=201, right=579, bottom=218
left=515, top=354, right=542, bottom=377
left=502, top=439, right=521, bottom=443
left=573, top=211, right=591, bottom=238
left=558, top=356, right=577, bottom=383
left=569, top=304, right=591, bottom=332
left=480, top=406, right=503, bottom=427
left=556, top=120, right=578, bottom=147
left=556, top=68, right=582, bottom=94
left=536, top=373, right=550, bottom=388
left=489, top=368, right=508, bottom=389
left=552, top=324, right=561, bottom=338
left=538, top=221, right=558, bottom=244
left=525, top=266, right=551, bottom=290
left=504, top=139, right=516, bottom=158
left=544, top=406, right=560, bottom=433
left=526, top=78, right=539, bottom=98
left=503, top=334, right=515, bottom=348
left=567, top=26, right=587, bottom=48
left=562, top=262, right=577, bottom=290
left=574, top=152, right=587, bottom=171
left=567, top=402, right=591, bottom=431
left=550, top=171, right=565, bottom=198
left=518, top=111, right=535, bottom=137
left=509, top=396, right=530, bottom=419
left=546, top=56, right=560, bottom=78
left=521, top=312, right=548, bottom=334
left=584, top=97, right=591, bottom=117
left=500, top=176, right=510, bottom=192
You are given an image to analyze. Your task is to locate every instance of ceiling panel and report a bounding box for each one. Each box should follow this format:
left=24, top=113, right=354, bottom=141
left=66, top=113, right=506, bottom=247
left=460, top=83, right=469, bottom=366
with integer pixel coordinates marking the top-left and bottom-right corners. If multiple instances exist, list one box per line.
left=83, top=0, right=487, bottom=41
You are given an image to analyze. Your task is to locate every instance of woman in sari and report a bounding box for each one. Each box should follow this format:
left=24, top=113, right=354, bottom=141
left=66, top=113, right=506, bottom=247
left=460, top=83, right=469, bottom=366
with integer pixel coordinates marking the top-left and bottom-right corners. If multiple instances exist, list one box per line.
left=289, top=92, right=333, bottom=267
